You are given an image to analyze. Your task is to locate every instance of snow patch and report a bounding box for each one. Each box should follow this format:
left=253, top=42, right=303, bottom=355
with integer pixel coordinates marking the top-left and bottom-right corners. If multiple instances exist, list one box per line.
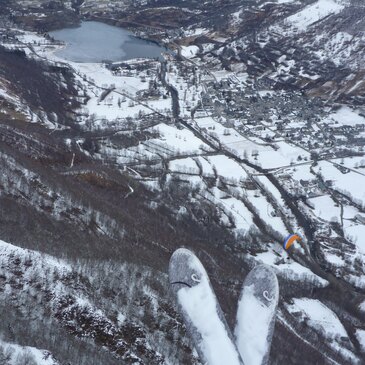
left=0, top=339, right=59, bottom=365
left=286, top=298, right=348, bottom=338
left=308, top=195, right=341, bottom=222
left=181, top=45, right=199, bottom=58
left=356, top=329, right=365, bottom=352
left=285, top=0, right=345, bottom=33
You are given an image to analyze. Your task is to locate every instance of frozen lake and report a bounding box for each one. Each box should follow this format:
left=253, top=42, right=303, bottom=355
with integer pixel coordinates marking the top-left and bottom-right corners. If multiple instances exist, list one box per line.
left=49, top=21, right=167, bottom=63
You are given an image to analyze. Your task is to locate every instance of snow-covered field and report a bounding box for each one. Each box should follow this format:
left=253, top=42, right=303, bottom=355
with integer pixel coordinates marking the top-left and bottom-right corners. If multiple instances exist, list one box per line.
left=313, top=161, right=365, bottom=207
left=287, top=298, right=347, bottom=338
left=323, top=106, right=365, bottom=127
left=286, top=298, right=358, bottom=362
left=208, top=155, right=248, bottom=181
left=181, top=45, right=199, bottom=58
left=284, top=0, right=345, bottom=32
left=195, top=117, right=310, bottom=169
left=268, top=0, right=347, bottom=39
left=308, top=195, right=341, bottom=222
left=149, top=123, right=212, bottom=155
left=344, top=224, right=365, bottom=254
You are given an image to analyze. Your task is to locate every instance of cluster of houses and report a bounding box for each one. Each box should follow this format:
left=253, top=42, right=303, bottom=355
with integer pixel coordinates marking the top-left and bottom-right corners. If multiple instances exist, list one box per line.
left=198, top=75, right=365, bottom=163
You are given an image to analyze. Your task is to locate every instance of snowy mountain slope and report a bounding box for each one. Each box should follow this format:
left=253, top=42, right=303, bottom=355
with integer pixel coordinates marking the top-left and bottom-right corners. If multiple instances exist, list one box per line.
left=0, top=239, right=201, bottom=364
left=0, top=339, right=60, bottom=365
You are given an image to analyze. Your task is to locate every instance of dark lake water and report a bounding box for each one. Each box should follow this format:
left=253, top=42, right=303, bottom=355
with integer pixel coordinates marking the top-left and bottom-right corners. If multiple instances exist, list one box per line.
left=49, top=21, right=167, bottom=63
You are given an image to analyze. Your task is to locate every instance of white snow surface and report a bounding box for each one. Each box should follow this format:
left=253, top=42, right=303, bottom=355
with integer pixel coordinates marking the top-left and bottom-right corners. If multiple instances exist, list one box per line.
left=208, top=155, right=248, bottom=181
left=196, top=156, right=215, bottom=176
left=195, top=117, right=309, bottom=169
left=308, top=195, right=341, bottom=222
left=333, top=156, right=365, bottom=172
left=181, top=45, right=199, bottom=58
left=356, top=329, right=365, bottom=352
left=344, top=224, right=365, bottom=254
left=286, top=298, right=348, bottom=338
left=206, top=186, right=254, bottom=231
left=286, top=299, right=361, bottom=362
left=177, top=256, right=242, bottom=365
left=323, top=106, right=365, bottom=127
left=0, top=339, right=59, bottom=365
left=253, top=250, right=329, bottom=287
left=325, top=252, right=346, bottom=267
left=246, top=190, right=288, bottom=234
left=169, top=157, right=200, bottom=174
left=0, top=239, right=71, bottom=272
left=318, top=32, right=359, bottom=67
left=285, top=0, right=345, bottom=32
left=314, top=161, right=365, bottom=208
left=150, top=123, right=212, bottom=154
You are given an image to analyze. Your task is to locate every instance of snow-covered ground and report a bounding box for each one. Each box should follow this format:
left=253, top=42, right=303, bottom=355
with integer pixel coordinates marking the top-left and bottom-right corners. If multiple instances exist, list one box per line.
left=181, top=45, right=199, bottom=58
left=149, top=123, right=212, bottom=155
left=169, top=157, right=200, bottom=174
left=284, top=0, right=345, bottom=32
left=0, top=239, right=70, bottom=273
left=251, top=249, right=329, bottom=287
left=333, top=156, right=365, bottom=172
left=308, top=195, right=341, bottom=222
left=356, top=329, right=365, bottom=352
left=314, top=31, right=362, bottom=67
left=286, top=298, right=358, bottom=362
left=0, top=340, right=59, bottom=365
left=194, top=117, right=309, bottom=169
left=344, top=224, right=365, bottom=254
left=323, top=106, right=365, bottom=128
left=313, top=161, right=365, bottom=206
left=208, top=155, right=248, bottom=181
left=287, top=298, right=347, bottom=338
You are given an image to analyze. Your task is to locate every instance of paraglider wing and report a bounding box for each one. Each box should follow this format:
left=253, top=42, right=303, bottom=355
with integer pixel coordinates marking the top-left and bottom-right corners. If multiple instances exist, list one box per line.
left=283, top=234, right=301, bottom=250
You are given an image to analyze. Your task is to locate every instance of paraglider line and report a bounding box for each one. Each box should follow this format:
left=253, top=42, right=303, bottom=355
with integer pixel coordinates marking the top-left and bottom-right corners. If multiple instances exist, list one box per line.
left=170, top=281, right=192, bottom=288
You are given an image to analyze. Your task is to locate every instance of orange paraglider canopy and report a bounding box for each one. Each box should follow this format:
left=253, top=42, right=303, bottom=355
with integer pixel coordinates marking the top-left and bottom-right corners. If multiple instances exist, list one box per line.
left=283, top=234, right=301, bottom=250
